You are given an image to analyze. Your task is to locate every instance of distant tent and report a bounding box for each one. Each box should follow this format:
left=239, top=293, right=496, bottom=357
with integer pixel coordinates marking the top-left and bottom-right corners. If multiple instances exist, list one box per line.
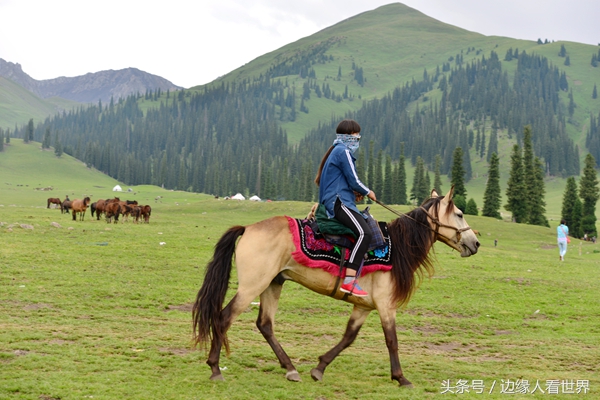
left=113, top=185, right=123, bottom=192
left=249, top=195, right=261, bottom=202
left=231, top=193, right=245, bottom=200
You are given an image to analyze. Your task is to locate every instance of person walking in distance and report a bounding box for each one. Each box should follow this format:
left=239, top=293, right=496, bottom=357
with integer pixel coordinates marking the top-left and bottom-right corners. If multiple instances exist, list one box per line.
left=557, top=219, right=569, bottom=261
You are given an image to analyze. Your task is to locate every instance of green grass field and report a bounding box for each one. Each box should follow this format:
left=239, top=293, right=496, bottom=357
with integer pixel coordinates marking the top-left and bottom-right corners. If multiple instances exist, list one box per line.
left=1, top=141, right=599, bottom=399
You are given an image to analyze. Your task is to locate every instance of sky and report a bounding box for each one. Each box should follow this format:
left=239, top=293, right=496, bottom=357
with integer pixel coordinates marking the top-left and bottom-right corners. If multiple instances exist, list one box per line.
left=0, top=0, right=598, bottom=88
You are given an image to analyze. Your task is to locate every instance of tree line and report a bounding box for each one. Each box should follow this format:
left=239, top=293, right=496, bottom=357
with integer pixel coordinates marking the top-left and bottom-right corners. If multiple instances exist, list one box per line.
left=12, top=50, right=582, bottom=210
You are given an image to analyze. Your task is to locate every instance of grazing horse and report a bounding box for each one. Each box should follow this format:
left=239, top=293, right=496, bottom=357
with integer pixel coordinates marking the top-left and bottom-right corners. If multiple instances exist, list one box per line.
left=192, top=188, right=479, bottom=386
left=71, top=197, right=91, bottom=221
left=47, top=198, right=62, bottom=209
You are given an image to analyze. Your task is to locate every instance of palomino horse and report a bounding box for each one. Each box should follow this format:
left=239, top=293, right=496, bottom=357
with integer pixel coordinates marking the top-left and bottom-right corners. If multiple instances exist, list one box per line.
left=47, top=198, right=62, bottom=209
left=71, top=197, right=91, bottom=221
left=192, top=188, right=480, bottom=386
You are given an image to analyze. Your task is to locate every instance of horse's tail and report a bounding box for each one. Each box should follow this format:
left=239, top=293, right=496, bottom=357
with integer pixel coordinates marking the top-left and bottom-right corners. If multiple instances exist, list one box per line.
left=192, top=225, right=245, bottom=354
left=91, top=203, right=96, bottom=217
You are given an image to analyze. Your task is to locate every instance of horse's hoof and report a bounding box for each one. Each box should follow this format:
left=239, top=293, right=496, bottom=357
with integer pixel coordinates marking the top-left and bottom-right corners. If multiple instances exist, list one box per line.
left=210, top=373, right=224, bottom=381
left=310, top=368, right=323, bottom=382
left=398, top=377, right=413, bottom=388
left=286, top=370, right=301, bottom=382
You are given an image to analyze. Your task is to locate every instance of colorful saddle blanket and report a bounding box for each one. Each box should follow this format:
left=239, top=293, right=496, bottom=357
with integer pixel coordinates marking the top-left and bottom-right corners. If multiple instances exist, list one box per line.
left=286, top=216, right=392, bottom=277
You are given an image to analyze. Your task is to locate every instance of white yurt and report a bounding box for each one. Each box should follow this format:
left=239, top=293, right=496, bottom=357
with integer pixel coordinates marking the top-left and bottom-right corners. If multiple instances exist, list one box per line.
left=231, top=193, right=245, bottom=200
left=112, top=185, right=123, bottom=192
left=249, top=195, right=261, bottom=202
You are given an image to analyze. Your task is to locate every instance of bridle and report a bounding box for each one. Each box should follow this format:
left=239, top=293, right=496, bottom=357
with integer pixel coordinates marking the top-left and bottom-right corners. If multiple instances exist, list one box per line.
left=375, top=200, right=472, bottom=248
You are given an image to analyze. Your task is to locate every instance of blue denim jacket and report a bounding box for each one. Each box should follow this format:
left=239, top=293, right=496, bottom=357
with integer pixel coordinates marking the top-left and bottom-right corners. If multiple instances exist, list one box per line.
left=318, top=143, right=370, bottom=218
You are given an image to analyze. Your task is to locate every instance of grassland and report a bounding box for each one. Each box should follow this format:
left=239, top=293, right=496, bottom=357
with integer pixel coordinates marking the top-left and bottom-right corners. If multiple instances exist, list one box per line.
left=1, top=140, right=599, bottom=399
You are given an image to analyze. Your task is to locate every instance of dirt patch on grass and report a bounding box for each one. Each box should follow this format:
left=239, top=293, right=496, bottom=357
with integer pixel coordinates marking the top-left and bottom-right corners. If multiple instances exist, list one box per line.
left=159, top=347, right=192, bottom=356
left=23, top=303, right=52, bottom=310
left=405, top=308, right=474, bottom=319
left=164, top=303, right=193, bottom=312
left=412, top=325, right=442, bottom=335
left=540, top=244, right=556, bottom=249
left=421, top=341, right=510, bottom=361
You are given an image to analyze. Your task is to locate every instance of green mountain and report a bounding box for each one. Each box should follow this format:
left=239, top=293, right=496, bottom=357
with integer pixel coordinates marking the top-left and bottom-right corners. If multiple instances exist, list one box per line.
left=4, top=3, right=600, bottom=223
left=195, top=3, right=600, bottom=143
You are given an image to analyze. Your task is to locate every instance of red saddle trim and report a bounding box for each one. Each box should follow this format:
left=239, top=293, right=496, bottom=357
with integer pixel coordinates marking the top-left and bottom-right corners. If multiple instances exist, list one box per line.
left=286, top=216, right=392, bottom=278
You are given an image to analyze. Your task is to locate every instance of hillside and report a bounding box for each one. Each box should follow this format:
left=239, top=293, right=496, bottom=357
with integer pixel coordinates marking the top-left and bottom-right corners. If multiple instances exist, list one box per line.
left=3, top=3, right=600, bottom=224
left=195, top=3, right=600, bottom=143
left=0, top=76, right=79, bottom=132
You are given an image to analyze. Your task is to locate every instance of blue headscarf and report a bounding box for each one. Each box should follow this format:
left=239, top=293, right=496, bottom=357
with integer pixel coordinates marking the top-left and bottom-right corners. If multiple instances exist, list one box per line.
left=333, top=134, right=360, bottom=154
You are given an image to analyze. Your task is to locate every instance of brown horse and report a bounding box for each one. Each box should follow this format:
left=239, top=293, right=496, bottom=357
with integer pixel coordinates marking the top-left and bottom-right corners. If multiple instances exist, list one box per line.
left=71, top=197, right=91, bottom=221
left=192, top=188, right=479, bottom=386
left=140, top=205, right=151, bottom=223
left=61, top=199, right=72, bottom=214
left=47, top=198, right=62, bottom=209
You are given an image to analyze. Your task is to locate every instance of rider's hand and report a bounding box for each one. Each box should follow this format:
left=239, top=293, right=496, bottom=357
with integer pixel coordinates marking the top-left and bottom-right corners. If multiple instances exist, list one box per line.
left=367, top=191, right=377, bottom=202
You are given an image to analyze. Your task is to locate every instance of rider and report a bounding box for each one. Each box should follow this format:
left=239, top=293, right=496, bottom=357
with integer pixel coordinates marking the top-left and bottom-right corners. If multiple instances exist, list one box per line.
left=314, top=119, right=377, bottom=297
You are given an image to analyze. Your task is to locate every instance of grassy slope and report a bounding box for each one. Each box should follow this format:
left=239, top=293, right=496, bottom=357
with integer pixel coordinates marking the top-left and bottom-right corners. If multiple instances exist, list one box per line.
left=1, top=139, right=599, bottom=399
left=0, top=77, right=79, bottom=132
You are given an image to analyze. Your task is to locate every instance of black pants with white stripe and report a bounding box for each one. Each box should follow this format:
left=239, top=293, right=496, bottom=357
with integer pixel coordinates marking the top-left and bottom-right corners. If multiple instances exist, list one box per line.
left=334, top=198, right=372, bottom=271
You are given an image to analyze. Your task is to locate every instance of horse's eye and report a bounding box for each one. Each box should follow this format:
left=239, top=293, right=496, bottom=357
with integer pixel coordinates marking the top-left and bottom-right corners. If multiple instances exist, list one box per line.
left=457, top=213, right=463, bottom=219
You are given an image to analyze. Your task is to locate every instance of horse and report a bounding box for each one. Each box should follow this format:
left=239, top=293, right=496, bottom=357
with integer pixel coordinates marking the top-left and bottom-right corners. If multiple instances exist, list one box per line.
left=192, top=188, right=480, bottom=386
left=140, top=205, right=151, bottom=223
left=47, top=198, right=62, bottom=209
left=104, top=200, right=124, bottom=223
left=71, top=197, right=91, bottom=221
left=91, top=198, right=110, bottom=220
left=61, top=199, right=72, bottom=214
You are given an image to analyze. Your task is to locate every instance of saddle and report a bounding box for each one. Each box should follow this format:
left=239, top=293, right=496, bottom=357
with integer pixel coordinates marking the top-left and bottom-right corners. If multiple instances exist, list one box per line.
left=307, top=203, right=386, bottom=251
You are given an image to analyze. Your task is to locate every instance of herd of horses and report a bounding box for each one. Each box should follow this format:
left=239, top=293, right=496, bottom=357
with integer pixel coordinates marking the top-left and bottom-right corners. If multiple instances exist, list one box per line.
left=47, top=196, right=151, bottom=223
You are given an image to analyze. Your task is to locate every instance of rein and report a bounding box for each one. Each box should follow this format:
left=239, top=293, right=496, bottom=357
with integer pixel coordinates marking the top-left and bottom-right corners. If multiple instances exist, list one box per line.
left=374, top=199, right=471, bottom=246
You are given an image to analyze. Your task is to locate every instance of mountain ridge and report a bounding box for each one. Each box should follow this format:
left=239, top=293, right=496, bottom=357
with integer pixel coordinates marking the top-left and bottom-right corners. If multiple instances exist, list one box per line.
left=0, top=58, right=182, bottom=104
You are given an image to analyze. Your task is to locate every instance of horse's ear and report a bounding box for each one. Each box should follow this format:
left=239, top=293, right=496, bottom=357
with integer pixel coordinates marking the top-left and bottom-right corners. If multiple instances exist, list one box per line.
left=442, top=185, right=455, bottom=203
left=431, top=189, right=439, bottom=198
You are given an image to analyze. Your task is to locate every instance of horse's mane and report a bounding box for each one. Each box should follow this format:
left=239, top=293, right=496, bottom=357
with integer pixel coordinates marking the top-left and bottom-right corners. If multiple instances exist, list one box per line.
left=387, top=196, right=453, bottom=305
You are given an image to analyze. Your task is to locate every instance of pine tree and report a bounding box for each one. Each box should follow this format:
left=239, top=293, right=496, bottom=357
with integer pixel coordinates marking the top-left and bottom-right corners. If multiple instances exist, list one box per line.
left=593, top=84, right=597, bottom=99
left=479, top=131, right=486, bottom=159
left=561, top=176, right=579, bottom=227
left=374, top=150, right=383, bottom=199
left=54, top=131, right=63, bottom=157
left=410, top=156, right=426, bottom=204
left=367, top=141, right=375, bottom=194
left=504, top=144, right=528, bottom=223
left=571, top=197, right=584, bottom=239
left=465, top=198, right=478, bottom=215
left=522, top=125, right=535, bottom=220
left=396, top=146, right=408, bottom=205
left=528, top=157, right=550, bottom=227
left=0, top=129, right=4, bottom=152
left=482, top=152, right=501, bottom=219
left=450, top=147, right=467, bottom=198
left=383, top=154, right=393, bottom=204
left=42, top=127, right=52, bottom=149
left=487, top=130, right=498, bottom=162
left=433, top=154, right=443, bottom=196
left=24, top=118, right=34, bottom=143
left=579, top=153, right=600, bottom=236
